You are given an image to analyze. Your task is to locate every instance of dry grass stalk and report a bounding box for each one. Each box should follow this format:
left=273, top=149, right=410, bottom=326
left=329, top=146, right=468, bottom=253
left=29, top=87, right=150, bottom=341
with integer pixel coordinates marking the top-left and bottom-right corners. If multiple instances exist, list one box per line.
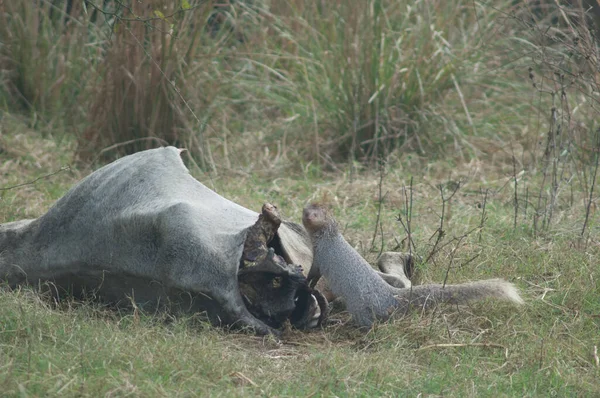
left=79, top=0, right=211, bottom=163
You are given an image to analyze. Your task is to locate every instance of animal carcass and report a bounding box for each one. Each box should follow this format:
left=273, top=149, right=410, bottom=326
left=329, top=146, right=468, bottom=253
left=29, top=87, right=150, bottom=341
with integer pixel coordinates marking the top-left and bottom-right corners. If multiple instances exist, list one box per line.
left=0, top=147, right=325, bottom=335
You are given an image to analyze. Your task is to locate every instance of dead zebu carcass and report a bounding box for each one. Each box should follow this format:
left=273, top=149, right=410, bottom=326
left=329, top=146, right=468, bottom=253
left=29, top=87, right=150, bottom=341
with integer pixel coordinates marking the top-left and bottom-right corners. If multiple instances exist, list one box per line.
left=0, top=147, right=325, bottom=335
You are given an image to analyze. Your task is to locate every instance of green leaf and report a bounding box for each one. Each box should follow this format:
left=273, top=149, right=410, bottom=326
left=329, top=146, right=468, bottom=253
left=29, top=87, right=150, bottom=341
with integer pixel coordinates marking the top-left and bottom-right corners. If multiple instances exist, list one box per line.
left=181, top=0, right=191, bottom=10
left=154, top=10, right=166, bottom=20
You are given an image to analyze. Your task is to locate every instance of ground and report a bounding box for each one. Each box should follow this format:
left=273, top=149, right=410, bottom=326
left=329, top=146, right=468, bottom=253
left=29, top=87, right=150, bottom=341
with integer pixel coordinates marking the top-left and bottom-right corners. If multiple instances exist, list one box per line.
left=1, top=116, right=598, bottom=397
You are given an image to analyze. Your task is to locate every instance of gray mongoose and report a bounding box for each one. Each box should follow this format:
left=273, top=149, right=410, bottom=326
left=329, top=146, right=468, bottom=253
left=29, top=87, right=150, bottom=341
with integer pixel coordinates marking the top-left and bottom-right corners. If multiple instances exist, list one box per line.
left=302, top=203, right=524, bottom=328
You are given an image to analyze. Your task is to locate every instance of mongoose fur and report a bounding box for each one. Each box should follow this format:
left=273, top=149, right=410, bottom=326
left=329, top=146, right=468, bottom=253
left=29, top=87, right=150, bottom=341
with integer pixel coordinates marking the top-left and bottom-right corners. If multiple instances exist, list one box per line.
left=302, top=203, right=524, bottom=328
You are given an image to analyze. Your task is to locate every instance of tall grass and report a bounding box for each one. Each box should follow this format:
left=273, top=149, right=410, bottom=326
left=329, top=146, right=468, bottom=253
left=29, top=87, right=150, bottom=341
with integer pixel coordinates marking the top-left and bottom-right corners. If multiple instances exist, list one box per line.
left=3, top=0, right=599, bottom=172
left=0, top=0, right=96, bottom=128
left=79, top=0, right=215, bottom=162
left=488, top=2, right=600, bottom=236
left=263, top=1, right=490, bottom=160
left=216, top=0, right=515, bottom=163
left=1, top=0, right=523, bottom=166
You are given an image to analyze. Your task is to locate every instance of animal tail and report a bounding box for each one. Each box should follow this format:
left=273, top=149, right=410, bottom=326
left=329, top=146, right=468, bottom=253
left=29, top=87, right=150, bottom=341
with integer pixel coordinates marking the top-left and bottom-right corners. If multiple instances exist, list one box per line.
left=393, top=278, right=524, bottom=311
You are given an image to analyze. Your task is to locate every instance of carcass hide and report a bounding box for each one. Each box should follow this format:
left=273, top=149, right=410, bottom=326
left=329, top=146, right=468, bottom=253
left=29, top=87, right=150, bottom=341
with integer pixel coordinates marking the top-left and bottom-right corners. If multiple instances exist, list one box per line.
left=0, top=147, right=323, bottom=335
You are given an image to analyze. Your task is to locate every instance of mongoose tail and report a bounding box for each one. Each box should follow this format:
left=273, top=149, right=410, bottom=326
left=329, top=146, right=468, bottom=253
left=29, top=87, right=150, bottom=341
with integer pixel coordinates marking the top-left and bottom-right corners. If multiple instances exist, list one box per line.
left=393, top=278, right=524, bottom=310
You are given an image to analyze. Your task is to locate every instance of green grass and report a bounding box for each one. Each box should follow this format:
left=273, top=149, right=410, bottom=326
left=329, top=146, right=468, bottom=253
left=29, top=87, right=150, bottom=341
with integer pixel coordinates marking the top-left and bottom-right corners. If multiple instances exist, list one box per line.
left=2, top=286, right=598, bottom=396
left=2, top=0, right=600, bottom=396
left=0, top=0, right=533, bottom=165
left=1, top=116, right=599, bottom=397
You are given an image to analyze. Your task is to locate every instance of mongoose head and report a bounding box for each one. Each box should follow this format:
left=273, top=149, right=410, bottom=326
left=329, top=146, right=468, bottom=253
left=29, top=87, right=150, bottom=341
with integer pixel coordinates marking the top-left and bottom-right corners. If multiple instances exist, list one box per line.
left=302, top=203, right=338, bottom=237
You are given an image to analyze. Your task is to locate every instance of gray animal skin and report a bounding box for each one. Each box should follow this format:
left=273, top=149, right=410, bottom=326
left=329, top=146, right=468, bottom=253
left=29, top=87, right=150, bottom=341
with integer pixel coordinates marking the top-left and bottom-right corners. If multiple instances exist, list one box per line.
left=0, top=147, right=324, bottom=335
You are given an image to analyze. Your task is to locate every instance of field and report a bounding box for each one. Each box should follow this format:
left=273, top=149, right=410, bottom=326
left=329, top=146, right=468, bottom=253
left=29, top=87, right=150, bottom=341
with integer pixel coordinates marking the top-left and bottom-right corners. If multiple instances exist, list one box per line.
left=1, top=1, right=600, bottom=396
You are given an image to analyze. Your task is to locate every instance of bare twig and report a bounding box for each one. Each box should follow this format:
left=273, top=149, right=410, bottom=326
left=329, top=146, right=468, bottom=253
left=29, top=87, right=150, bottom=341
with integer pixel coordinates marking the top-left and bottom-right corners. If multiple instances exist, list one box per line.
left=425, top=181, right=461, bottom=264
left=582, top=129, right=600, bottom=238
left=86, top=0, right=206, bottom=24
left=396, top=176, right=415, bottom=316
left=442, top=235, right=465, bottom=288
left=546, top=73, right=572, bottom=229
left=524, top=185, right=528, bottom=220
left=377, top=217, right=385, bottom=259
left=534, top=102, right=557, bottom=234
left=408, top=176, right=414, bottom=256
left=478, top=188, right=489, bottom=243
left=512, top=152, right=519, bottom=230
left=0, top=167, right=70, bottom=191
left=396, top=177, right=417, bottom=256
left=435, top=224, right=481, bottom=256
left=370, top=160, right=387, bottom=251
left=418, top=343, right=507, bottom=351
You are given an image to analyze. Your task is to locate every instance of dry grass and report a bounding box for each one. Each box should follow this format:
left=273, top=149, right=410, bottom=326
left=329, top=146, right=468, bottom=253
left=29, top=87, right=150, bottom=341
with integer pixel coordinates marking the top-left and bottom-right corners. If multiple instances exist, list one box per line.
left=1, top=1, right=600, bottom=396
left=79, top=0, right=215, bottom=163
left=0, top=0, right=527, bottom=167
left=0, top=0, right=95, bottom=128
left=1, top=116, right=599, bottom=396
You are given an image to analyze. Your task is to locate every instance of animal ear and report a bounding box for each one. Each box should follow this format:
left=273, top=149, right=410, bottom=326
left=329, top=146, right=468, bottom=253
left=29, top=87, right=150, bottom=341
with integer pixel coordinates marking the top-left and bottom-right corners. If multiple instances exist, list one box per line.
left=276, top=222, right=313, bottom=268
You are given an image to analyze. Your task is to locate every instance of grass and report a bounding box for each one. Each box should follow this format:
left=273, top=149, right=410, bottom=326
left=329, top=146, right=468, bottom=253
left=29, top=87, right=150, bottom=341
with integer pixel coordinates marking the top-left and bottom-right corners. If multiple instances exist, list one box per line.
left=79, top=0, right=217, bottom=163
left=1, top=0, right=600, bottom=396
left=0, top=0, right=527, bottom=165
left=0, top=0, right=96, bottom=131
left=1, top=116, right=599, bottom=397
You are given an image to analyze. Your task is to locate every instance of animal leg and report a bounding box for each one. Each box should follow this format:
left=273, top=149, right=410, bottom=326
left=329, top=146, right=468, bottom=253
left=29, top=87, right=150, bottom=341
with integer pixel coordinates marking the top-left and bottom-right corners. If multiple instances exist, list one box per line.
left=213, top=288, right=279, bottom=336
